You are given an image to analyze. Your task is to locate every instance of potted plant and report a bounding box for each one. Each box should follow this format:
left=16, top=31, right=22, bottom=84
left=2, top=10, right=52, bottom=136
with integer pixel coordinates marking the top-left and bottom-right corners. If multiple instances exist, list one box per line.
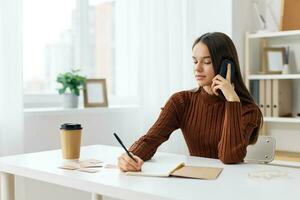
left=56, top=69, right=86, bottom=108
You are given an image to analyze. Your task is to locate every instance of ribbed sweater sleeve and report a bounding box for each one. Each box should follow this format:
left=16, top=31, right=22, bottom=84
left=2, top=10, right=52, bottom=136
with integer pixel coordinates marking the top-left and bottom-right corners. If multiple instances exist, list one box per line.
left=129, top=92, right=185, bottom=161
left=218, top=102, right=260, bottom=164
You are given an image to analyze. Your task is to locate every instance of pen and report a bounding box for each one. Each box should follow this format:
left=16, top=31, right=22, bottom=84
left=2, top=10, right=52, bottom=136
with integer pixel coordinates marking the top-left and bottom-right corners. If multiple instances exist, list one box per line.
left=113, top=133, right=138, bottom=163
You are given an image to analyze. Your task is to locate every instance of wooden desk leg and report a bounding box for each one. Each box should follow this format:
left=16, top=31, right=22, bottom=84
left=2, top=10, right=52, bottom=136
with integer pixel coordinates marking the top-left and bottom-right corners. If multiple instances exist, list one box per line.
left=0, top=172, right=15, bottom=200
left=91, top=193, right=103, bottom=200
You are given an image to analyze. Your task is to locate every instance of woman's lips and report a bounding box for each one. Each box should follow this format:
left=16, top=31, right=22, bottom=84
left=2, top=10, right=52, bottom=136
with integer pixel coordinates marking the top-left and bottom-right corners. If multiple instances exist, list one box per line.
left=195, top=75, right=206, bottom=80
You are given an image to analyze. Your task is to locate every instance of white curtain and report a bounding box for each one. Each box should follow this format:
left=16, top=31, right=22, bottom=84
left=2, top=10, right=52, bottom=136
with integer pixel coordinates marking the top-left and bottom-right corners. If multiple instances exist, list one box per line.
left=138, top=0, right=194, bottom=107
left=115, top=0, right=199, bottom=154
left=137, top=0, right=234, bottom=110
left=115, top=0, right=241, bottom=154
left=0, top=0, right=24, bottom=156
left=137, top=0, right=195, bottom=154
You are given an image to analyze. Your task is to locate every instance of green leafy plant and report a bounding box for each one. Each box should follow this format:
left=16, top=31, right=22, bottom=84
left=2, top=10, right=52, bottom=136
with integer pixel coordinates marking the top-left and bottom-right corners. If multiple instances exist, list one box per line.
left=56, top=69, right=86, bottom=96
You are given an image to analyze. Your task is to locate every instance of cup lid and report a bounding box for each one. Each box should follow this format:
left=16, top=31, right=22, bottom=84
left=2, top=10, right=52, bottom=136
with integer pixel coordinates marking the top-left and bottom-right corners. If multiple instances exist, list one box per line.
left=60, top=123, right=82, bottom=130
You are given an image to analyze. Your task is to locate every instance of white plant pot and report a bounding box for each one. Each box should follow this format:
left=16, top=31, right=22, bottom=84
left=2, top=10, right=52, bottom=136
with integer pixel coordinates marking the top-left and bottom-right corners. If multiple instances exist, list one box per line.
left=62, top=94, right=79, bottom=108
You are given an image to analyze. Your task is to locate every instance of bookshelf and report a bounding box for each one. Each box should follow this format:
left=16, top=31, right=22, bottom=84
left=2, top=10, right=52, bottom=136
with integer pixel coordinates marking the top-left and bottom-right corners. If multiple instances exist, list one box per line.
left=245, top=30, right=300, bottom=161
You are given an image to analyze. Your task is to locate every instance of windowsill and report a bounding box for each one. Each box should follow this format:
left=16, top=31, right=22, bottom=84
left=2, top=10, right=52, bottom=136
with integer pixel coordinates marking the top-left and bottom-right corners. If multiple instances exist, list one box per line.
left=23, top=94, right=140, bottom=110
left=24, top=105, right=140, bottom=115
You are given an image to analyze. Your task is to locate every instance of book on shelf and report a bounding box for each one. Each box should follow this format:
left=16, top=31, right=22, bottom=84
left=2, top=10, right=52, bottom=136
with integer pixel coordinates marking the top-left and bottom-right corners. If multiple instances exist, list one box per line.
left=265, top=79, right=272, bottom=117
left=250, top=80, right=259, bottom=105
left=259, top=80, right=266, bottom=115
left=125, top=161, right=223, bottom=180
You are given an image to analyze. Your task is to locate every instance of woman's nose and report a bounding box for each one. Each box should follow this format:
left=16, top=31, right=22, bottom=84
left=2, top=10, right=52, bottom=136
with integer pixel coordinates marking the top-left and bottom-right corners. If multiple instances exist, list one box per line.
left=194, top=63, right=203, bottom=72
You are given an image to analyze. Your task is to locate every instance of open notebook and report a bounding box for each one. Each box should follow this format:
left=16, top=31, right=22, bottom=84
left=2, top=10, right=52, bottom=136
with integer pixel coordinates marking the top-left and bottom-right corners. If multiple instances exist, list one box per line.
left=125, top=162, right=223, bottom=180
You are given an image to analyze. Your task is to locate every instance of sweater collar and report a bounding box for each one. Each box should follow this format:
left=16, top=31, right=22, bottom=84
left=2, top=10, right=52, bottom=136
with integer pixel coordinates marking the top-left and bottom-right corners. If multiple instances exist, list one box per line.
left=198, top=87, right=225, bottom=103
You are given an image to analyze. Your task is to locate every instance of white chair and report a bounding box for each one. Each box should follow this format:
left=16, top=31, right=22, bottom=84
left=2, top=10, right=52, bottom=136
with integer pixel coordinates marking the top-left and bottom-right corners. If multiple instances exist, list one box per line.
left=245, top=136, right=276, bottom=163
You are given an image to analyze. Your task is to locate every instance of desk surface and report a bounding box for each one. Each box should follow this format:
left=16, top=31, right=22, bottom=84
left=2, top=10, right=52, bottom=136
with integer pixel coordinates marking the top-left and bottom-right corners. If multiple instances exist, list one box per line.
left=0, top=145, right=300, bottom=200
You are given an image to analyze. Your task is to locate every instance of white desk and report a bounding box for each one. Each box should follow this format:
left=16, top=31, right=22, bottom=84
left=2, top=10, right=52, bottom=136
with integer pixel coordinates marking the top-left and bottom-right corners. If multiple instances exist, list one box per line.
left=0, top=145, right=300, bottom=200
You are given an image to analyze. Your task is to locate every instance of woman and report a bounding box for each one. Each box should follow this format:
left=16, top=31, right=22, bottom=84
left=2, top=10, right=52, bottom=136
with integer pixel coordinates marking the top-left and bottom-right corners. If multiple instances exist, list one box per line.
left=118, top=32, right=263, bottom=172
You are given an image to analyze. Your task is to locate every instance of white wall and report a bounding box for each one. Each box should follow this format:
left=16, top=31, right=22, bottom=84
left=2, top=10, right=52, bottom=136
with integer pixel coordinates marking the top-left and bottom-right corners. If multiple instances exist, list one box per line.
left=232, top=0, right=261, bottom=75
left=23, top=107, right=142, bottom=153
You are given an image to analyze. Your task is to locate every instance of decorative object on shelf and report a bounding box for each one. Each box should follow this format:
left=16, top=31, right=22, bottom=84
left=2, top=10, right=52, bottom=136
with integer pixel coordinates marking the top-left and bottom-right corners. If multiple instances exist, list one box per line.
left=261, top=47, right=285, bottom=74
left=280, top=0, right=300, bottom=31
left=56, top=69, right=86, bottom=108
left=253, top=1, right=266, bottom=32
left=282, top=46, right=290, bottom=74
left=83, top=79, right=108, bottom=107
left=253, top=0, right=279, bottom=32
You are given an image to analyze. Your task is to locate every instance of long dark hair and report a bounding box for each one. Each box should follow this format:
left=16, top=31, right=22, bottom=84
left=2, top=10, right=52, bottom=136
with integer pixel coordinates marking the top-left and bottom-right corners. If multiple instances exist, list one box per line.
left=192, top=32, right=263, bottom=144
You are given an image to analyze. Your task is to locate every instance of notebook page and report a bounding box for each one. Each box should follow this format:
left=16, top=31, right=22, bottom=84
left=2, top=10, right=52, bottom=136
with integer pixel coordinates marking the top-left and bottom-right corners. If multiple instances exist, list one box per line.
left=125, top=162, right=185, bottom=177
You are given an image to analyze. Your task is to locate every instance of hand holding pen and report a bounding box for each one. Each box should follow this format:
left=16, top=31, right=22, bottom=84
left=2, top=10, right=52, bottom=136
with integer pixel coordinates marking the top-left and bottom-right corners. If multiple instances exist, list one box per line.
left=114, top=133, right=144, bottom=172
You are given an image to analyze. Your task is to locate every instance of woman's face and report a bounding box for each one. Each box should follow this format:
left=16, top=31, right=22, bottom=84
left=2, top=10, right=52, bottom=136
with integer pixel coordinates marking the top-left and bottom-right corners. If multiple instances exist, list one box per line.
left=192, top=42, right=215, bottom=86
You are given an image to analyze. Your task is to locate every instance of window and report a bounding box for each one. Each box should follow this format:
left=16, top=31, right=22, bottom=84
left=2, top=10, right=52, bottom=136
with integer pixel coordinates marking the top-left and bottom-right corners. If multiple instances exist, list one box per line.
left=23, top=0, right=76, bottom=94
left=23, top=0, right=138, bottom=107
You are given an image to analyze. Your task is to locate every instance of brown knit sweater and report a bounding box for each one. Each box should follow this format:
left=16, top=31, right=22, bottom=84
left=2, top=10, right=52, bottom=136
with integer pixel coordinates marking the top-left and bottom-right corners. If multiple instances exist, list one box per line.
left=129, top=87, right=261, bottom=164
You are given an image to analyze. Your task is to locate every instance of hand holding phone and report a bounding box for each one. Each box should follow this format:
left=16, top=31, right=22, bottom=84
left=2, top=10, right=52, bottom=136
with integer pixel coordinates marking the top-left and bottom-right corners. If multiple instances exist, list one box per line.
left=218, top=59, right=235, bottom=82
left=212, top=58, right=239, bottom=102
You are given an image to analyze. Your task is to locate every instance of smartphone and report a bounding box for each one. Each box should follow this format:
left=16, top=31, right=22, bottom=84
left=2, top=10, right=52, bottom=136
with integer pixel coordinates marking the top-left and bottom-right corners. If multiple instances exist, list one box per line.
left=218, top=59, right=235, bottom=83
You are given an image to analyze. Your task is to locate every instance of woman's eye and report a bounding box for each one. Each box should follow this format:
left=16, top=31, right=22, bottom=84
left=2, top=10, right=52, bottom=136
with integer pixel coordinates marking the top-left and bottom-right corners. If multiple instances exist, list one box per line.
left=204, top=61, right=211, bottom=64
left=193, top=61, right=198, bottom=64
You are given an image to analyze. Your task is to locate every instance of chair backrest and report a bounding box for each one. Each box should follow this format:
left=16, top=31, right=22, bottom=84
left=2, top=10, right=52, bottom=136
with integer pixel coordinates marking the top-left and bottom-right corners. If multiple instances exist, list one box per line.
left=245, top=136, right=276, bottom=163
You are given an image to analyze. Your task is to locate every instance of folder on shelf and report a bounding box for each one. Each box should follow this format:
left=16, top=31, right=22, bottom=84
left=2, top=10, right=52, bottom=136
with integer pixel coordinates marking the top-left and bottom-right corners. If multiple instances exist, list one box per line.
left=250, top=80, right=260, bottom=105
left=272, top=79, right=292, bottom=117
left=259, top=80, right=266, bottom=116
left=265, top=80, right=272, bottom=117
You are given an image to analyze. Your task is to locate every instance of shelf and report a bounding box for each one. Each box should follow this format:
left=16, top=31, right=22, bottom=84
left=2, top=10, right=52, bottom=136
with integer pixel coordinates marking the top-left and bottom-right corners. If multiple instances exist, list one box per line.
left=264, top=117, right=300, bottom=123
left=275, top=151, right=300, bottom=162
left=24, top=105, right=139, bottom=116
left=249, top=74, right=300, bottom=80
left=248, top=30, right=300, bottom=39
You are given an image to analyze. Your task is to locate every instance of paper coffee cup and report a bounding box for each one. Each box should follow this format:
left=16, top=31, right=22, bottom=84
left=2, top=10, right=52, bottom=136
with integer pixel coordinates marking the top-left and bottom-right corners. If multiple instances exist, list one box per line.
left=60, top=123, right=82, bottom=160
